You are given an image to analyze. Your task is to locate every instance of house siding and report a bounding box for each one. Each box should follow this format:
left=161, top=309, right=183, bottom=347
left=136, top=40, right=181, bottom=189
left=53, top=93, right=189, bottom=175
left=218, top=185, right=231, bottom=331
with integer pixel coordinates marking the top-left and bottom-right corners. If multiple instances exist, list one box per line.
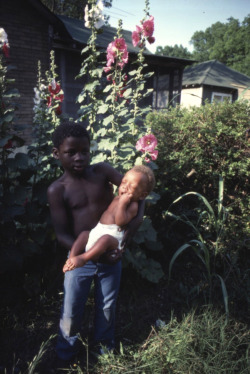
left=0, top=0, right=51, bottom=142
left=181, top=87, right=203, bottom=108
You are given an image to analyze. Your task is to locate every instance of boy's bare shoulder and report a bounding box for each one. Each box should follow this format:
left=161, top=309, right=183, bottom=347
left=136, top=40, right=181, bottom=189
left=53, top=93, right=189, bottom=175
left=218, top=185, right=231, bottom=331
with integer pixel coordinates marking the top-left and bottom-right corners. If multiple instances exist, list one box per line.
left=90, top=162, right=122, bottom=184
left=91, top=162, right=113, bottom=173
left=47, top=177, right=65, bottom=198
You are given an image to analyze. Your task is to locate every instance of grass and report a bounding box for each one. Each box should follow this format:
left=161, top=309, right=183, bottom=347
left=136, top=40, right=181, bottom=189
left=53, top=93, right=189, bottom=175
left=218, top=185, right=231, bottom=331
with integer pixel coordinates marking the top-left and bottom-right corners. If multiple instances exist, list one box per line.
left=1, top=272, right=249, bottom=374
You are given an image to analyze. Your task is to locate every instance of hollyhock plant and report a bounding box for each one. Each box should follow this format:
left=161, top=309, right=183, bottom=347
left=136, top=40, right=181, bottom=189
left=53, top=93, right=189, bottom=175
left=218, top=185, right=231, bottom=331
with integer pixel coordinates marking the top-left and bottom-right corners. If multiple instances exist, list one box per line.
left=47, top=79, right=64, bottom=115
left=0, top=28, right=10, bottom=57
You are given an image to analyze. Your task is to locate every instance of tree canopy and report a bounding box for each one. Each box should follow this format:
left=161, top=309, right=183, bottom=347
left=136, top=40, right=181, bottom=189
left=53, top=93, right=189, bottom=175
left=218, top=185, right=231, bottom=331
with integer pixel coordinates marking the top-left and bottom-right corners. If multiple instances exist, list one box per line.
left=155, top=44, right=192, bottom=60
left=156, top=15, right=250, bottom=77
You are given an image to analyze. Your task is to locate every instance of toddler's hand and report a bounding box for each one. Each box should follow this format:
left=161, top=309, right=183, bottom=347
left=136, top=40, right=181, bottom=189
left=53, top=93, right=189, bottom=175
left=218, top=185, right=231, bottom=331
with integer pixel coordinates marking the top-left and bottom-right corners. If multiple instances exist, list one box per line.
left=119, top=192, right=132, bottom=205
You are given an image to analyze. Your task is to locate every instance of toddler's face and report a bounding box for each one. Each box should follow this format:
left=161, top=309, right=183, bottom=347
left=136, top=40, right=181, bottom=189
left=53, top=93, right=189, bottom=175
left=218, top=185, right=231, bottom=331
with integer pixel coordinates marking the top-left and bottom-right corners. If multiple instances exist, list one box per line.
left=119, top=170, right=148, bottom=201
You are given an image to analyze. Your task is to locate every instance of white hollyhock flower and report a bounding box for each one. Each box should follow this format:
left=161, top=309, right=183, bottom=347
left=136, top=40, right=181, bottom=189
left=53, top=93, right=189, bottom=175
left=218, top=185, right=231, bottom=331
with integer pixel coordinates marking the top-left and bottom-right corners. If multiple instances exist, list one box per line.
left=0, top=28, right=9, bottom=47
left=84, top=0, right=105, bottom=29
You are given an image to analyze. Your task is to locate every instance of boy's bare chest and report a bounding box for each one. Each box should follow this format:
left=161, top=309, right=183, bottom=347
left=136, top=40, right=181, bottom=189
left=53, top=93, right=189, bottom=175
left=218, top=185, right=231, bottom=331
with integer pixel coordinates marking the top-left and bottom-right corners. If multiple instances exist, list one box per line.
left=64, top=178, right=111, bottom=210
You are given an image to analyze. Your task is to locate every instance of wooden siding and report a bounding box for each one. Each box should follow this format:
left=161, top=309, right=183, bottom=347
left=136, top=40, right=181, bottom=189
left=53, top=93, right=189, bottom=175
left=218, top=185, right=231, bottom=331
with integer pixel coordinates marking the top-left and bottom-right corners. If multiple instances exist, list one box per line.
left=0, top=0, right=51, bottom=142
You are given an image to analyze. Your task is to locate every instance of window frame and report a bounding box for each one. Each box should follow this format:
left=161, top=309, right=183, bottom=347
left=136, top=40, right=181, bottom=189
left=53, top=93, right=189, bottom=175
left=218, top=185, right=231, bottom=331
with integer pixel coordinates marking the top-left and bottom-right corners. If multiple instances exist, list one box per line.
left=211, top=92, right=232, bottom=103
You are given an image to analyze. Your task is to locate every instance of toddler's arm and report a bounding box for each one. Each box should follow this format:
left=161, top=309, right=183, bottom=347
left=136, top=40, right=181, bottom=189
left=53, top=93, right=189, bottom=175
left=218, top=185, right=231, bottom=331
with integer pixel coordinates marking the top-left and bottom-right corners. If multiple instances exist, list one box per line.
left=122, top=199, right=145, bottom=247
left=115, top=193, right=138, bottom=227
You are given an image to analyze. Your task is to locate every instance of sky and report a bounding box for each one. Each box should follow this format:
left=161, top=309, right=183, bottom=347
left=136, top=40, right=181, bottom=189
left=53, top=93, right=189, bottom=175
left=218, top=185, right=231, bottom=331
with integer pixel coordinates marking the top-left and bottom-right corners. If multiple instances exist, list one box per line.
left=106, top=0, right=250, bottom=53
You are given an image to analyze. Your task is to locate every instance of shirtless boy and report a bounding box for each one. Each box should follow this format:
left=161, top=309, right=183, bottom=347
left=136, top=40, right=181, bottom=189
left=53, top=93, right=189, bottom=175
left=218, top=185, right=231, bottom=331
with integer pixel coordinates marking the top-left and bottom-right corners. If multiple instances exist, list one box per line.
left=63, top=165, right=155, bottom=272
left=47, top=122, right=144, bottom=361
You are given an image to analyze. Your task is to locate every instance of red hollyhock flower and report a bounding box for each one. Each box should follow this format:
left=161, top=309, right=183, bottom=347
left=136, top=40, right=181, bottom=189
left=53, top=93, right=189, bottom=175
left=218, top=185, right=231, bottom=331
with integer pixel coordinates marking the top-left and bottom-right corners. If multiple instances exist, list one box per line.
left=48, top=79, right=61, bottom=95
left=4, top=139, right=13, bottom=149
left=2, top=43, right=9, bottom=57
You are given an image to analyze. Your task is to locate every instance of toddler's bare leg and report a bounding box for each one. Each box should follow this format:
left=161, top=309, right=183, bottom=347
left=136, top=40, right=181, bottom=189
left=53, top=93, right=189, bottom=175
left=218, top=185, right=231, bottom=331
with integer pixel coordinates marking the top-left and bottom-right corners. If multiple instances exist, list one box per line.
left=69, top=230, right=90, bottom=258
left=83, top=234, right=119, bottom=263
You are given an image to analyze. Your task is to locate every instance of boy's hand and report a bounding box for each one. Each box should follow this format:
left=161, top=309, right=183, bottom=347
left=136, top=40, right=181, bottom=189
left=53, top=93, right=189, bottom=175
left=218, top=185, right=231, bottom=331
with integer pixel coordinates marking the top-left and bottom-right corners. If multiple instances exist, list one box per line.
left=98, top=248, right=124, bottom=264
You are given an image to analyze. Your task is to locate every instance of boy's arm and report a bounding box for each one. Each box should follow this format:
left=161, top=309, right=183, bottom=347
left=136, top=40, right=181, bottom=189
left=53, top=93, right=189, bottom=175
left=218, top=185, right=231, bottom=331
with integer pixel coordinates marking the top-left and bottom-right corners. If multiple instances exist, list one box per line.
left=47, top=183, right=74, bottom=251
left=95, top=162, right=123, bottom=187
left=122, top=199, right=145, bottom=247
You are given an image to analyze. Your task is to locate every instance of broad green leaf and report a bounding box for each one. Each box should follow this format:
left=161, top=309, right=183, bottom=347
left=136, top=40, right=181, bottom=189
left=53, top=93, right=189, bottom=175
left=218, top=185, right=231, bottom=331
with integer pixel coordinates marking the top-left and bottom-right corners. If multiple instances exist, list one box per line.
left=97, top=104, right=109, bottom=114
left=103, top=114, right=114, bottom=126
left=123, top=88, right=132, bottom=98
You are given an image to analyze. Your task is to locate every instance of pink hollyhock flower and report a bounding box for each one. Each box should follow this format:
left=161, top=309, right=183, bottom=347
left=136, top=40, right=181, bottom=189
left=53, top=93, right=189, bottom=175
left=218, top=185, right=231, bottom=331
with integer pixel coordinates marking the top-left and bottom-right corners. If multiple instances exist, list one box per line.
left=150, top=150, right=158, bottom=160
left=142, top=16, right=154, bottom=37
left=114, top=38, right=127, bottom=52
left=104, top=66, right=111, bottom=73
left=105, top=38, right=128, bottom=72
left=136, top=134, right=158, bottom=153
left=107, top=41, right=116, bottom=57
left=132, top=25, right=142, bottom=47
left=144, top=150, right=158, bottom=163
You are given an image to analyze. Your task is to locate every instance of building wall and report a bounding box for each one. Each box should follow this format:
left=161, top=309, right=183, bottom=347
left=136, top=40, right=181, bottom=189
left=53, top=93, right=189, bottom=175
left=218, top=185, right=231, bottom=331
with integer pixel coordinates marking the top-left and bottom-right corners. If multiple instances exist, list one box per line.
left=180, top=87, right=203, bottom=108
left=237, top=86, right=250, bottom=101
left=0, top=0, right=51, bottom=142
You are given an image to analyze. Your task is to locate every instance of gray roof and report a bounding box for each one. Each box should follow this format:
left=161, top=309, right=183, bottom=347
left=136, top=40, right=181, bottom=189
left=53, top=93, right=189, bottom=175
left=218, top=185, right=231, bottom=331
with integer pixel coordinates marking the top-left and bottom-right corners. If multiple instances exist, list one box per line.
left=182, top=60, right=250, bottom=89
left=57, top=14, right=152, bottom=55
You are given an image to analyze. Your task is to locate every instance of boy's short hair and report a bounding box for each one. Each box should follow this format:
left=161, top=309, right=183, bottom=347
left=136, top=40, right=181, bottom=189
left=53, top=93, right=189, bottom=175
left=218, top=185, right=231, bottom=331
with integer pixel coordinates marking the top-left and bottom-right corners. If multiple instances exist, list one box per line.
left=131, top=165, right=155, bottom=193
left=52, top=121, right=90, bottom=148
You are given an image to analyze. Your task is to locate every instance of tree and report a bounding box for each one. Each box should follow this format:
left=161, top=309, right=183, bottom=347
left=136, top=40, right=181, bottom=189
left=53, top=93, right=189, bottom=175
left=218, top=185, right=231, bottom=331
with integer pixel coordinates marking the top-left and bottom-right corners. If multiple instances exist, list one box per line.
left=156, top=44, right=192, bottom=59
left=190, top=15, right=250, bottom=76
left=40, top=0, right=112, bottom=20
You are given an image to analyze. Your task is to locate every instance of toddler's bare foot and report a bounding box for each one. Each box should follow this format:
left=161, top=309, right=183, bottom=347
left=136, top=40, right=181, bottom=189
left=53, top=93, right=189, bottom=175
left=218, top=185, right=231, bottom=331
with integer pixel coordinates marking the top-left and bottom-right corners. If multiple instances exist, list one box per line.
left=63, top=259, right=75, bottom=273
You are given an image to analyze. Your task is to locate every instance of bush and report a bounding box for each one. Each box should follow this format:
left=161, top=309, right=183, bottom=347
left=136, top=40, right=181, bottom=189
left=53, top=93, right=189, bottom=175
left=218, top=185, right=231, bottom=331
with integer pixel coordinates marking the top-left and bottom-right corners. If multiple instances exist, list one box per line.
left=146, top=101, right=249, bottom=311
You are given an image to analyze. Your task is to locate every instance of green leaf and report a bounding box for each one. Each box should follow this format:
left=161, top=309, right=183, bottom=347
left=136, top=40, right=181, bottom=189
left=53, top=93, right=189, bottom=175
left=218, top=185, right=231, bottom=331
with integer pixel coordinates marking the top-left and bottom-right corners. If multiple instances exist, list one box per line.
left=2, top=113, right=14, bottom=123
left=103, top=114, right=114, bottom=126
left=123, top=88, right=132, bottom=98
left=97, top=104, right=109, bottom=114
left=128, top=70, right=137, bottom=76
left=85, top=81, right=100, bottom=91
left=169, top=243, right=192, bottom=279
left=103, top=84, right=113, bottom=93
left=215, top=274, right=229, bottom=319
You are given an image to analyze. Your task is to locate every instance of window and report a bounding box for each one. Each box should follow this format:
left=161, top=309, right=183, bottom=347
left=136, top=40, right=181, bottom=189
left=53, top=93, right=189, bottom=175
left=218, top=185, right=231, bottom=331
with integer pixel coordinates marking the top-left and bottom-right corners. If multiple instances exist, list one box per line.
left=153, top=74, right=170, bottom=109
left=212, top=92, right=232, bottom=103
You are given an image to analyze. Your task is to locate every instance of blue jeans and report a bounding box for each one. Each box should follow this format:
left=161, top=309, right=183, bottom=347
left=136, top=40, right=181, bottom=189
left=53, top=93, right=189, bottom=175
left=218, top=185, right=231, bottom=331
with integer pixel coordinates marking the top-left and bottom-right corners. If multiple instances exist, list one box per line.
left=56, top=260, right=122, bottom=360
